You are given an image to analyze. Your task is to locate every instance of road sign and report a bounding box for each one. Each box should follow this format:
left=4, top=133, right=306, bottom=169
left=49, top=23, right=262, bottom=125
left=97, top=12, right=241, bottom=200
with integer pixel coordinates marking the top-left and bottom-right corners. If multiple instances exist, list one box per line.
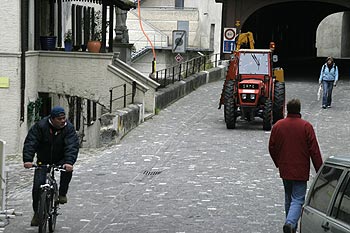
left=175, top=53, right=183, bottom=63
left=223, top=40, right=235, bottom=53
left=172, top=30, right=186, bottom=53
left=235, top=20, right=241, bottom=27
left=224, top=28, right=236, bottom=40
left=223, top=27, right=236, bottom=53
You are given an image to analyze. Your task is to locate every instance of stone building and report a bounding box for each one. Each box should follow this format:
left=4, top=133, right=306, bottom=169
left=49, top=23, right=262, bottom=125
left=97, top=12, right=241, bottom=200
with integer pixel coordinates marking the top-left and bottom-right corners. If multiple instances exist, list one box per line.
left=0, top=0, right=223, bottom=154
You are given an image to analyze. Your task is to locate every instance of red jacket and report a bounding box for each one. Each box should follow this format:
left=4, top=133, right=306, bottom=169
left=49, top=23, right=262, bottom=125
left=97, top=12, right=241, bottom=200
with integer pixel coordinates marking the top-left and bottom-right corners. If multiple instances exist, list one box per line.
left=269, top=114, right=323, bottom=181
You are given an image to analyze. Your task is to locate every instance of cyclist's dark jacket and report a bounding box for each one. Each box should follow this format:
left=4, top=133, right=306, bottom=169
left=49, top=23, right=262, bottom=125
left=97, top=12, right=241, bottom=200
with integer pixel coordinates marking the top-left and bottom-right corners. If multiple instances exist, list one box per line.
left=23, top=116, right=79, bottom=165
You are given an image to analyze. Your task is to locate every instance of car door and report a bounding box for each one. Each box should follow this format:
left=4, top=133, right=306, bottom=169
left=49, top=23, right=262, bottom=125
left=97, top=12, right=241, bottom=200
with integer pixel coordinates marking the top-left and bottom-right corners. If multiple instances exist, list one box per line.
left=300, top=165, right=344, bottom=233
left=327, top=171, right=350, bottom=232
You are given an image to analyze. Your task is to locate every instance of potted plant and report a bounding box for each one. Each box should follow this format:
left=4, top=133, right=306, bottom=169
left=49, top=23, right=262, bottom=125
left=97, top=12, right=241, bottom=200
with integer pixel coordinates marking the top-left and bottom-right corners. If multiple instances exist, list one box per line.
left=87, top=10, right=102, bottom=53
left=64, top=30, right=73, bottom=51
left=40, top=33, right=57, bottom=51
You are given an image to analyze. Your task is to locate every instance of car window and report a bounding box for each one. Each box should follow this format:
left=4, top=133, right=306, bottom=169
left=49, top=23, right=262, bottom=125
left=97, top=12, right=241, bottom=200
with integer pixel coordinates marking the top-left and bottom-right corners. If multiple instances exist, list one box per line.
left=308, top=165, right=344, bottom=213
left=332, top=173, right=350, bottom=224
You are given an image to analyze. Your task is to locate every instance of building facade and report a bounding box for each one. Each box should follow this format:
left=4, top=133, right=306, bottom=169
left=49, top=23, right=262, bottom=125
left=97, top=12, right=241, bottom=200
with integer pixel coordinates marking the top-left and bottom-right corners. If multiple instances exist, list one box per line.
left=127, top=0, right=223, bottom=75
left=0, top=0, right=222, bottom=155
left=0, top=0, right=159, bottom=155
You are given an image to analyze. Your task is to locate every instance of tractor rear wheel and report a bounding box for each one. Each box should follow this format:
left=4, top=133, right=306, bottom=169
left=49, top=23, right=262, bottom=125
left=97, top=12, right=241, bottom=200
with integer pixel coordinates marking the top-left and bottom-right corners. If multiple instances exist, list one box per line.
left=273, top=82, right=285, bottom=124
left=263, top=100, right=272, bottom=131
left=224, top=80, right=236, bottom=129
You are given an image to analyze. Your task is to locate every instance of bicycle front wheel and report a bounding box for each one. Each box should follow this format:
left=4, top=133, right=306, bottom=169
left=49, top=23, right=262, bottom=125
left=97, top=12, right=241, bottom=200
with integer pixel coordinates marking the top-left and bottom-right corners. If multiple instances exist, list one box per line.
left=48, top=194, right=58, bottom=232
left=38, top=191, right=48, bottom=233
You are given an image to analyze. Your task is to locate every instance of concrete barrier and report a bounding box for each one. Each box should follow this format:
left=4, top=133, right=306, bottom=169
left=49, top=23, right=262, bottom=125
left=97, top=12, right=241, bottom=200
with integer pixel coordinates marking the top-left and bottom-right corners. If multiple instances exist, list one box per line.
left=99, top=104, right=143, bottom=145
left=155, top=66, right=226, bottom=110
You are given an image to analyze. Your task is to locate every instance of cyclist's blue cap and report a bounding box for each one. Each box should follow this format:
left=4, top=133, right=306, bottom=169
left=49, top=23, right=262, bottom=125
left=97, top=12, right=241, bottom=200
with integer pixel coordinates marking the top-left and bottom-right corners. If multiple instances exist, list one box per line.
left=51, top=106, right=65, bottom=118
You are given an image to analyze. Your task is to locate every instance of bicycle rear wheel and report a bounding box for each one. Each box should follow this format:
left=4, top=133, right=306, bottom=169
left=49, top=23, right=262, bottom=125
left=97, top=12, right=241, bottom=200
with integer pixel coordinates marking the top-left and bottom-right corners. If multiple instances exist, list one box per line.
left=38, top=191, right=48, bottom=233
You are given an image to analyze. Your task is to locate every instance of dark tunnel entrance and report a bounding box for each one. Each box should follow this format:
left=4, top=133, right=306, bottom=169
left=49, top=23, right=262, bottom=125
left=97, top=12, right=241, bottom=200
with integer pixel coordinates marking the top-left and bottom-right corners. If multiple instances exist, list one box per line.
left=240, top=1, right=350, bottom=79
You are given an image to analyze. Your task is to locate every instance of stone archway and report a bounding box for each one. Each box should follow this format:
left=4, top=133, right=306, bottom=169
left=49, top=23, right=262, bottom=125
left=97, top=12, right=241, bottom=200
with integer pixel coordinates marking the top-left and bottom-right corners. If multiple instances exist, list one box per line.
left=216, top=0, right=350, bottom=59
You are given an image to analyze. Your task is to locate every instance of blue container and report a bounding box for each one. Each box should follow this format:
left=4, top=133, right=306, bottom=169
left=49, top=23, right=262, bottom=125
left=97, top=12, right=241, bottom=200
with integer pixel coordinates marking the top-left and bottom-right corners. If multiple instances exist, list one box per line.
left=64, top=41, right=73, bottom=51
left=40, top=36, right=57, bottom=50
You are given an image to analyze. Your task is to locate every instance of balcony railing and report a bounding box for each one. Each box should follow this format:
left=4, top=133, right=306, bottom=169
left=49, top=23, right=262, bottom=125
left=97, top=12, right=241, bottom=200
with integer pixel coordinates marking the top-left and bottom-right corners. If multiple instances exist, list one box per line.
left=152, top=53, right=222, bottom=88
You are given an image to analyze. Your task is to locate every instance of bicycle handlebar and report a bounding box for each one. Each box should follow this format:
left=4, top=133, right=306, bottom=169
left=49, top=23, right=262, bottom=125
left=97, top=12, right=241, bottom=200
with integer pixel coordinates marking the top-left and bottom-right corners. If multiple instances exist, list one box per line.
left=30, top=164, right=66, bottom=172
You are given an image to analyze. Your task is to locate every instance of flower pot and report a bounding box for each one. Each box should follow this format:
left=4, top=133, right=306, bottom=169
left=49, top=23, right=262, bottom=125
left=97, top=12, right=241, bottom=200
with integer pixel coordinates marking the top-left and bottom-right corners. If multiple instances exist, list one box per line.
left=64, top=41, right=73, bottom=51
left=87, top=41, right=101, bottom=53
left=40, top=36, right=57, bottom=51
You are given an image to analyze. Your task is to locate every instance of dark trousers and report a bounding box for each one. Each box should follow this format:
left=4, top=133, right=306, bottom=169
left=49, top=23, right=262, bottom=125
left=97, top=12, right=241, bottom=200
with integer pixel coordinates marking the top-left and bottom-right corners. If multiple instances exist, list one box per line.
left=32, top=167, right=72, bottom=212
left=322, top=80, right=334, bottom=107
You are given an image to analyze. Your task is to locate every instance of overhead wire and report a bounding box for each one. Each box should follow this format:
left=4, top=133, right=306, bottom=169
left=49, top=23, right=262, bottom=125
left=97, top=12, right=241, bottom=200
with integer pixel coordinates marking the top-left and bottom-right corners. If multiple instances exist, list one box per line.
left=137, top=0, right=156, bottom=74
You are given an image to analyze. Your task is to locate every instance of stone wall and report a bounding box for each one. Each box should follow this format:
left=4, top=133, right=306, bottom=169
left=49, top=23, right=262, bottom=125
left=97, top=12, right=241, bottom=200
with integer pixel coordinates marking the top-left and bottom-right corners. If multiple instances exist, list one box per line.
left=98, top=65, right=226, bottom=146
left=155, top=66, right=225, bottom=109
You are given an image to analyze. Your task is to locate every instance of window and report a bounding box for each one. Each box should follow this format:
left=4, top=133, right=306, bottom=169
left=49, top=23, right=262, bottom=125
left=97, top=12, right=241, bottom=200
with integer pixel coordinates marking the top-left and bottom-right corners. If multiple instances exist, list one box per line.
left=68, top=96, right=82, bottom=131
left=209, top=24, right=215, bottom=50
left=239, top=53, right=269, bottom=75
left=75, top=97, right=82, bottom=131
left=86, top=100, right=97, bottom=126
left=38, top=92, right=52, bottom=118
left=333, top=174, right=350, bottom=224
left=308, top=166, right=343, bottom=213
left=175, top=0, right=184, bottom=8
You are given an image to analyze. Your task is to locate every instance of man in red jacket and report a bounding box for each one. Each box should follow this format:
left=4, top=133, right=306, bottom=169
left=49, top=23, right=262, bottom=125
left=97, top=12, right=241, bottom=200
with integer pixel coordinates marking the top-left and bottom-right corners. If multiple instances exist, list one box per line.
left=269, top=98, right=323, bottom=233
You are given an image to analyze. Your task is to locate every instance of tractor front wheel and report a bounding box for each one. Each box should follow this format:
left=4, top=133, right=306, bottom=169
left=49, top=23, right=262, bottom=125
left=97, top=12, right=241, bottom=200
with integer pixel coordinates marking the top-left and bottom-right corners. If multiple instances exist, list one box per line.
left=263, top=100, right=272, bottom=131
left=273, top=82, right=285, bottom=123
left=224, top=80, right=237, bottom=129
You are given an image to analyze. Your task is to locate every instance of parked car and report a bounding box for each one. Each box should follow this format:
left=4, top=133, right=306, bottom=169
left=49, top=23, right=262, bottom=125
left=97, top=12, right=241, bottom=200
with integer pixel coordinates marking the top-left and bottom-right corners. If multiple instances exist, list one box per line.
left=300, top=155, right=350, bottom=233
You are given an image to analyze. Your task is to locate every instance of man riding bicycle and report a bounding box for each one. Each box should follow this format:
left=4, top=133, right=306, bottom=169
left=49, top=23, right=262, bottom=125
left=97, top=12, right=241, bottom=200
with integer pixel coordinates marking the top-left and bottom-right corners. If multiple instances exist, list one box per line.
left=23, top=106, right=79, bottom=226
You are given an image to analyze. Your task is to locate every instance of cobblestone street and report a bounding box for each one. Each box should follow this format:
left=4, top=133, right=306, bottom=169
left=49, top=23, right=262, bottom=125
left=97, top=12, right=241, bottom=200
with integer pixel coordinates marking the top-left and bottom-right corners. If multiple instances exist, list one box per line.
left=2, top=77, right=350, bottom=233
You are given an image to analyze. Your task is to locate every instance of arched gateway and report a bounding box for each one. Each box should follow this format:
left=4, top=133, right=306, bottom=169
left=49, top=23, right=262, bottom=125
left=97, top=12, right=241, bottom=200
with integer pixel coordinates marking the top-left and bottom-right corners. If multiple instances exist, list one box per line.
left=215, top=0, right=350, bottom=58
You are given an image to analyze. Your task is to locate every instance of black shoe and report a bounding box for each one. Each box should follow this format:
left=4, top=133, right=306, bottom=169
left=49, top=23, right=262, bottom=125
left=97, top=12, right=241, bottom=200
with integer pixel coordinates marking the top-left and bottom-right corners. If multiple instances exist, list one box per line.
left=322, top=105, right=326, bottom=109
left=30, top=213, right=39, bottom=226
left=58, top=195, right=67, bottom=204
left=283, top=223, right=295, bottom=233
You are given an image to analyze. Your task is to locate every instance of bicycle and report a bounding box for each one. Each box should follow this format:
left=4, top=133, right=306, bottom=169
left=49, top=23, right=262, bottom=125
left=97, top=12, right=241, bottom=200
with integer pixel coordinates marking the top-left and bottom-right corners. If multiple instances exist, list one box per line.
left=33, top=164, right=66, bottom=233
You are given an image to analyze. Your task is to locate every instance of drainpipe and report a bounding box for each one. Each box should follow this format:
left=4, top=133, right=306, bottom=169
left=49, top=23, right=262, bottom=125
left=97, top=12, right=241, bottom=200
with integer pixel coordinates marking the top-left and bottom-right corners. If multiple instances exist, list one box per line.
left=20, top=0, right=29, bottom=122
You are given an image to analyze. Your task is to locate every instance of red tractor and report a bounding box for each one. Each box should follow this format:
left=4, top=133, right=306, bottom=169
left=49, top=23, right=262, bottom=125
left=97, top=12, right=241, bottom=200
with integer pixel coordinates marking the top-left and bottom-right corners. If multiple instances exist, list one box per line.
left=219, top=33, right=285, bottom=130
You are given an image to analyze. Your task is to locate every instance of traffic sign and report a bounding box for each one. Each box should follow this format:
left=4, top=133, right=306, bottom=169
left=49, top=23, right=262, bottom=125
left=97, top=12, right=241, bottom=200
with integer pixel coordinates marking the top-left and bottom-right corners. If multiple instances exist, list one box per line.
left=175, top=53, right=183, bottom=63
left=223, top=27, right=237, bottom=54
left=172, top=30, right=186, bottom=53
left=224, top=28, right=236, bottom=40
left=223, top=41, right=235, bottom=53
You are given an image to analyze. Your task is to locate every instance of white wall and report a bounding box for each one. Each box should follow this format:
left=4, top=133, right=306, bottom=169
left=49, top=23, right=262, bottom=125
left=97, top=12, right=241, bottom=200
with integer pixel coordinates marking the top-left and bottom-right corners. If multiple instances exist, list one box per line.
left=0, top=1, right=22, bottom=154
left=185, top=0, right=222, bottom=55
left=0, top=1, right=20, bottom=52
left=128, top=0, right=222, bottom=54
left=316, top=12, right=343, bottom=58
left=36, top=52, right=124, bottom=107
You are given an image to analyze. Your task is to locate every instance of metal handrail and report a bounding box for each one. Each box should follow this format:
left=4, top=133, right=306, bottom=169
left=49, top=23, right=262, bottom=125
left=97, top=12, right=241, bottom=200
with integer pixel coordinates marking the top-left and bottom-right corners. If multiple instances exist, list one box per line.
left=109, top=81, right=137, bottom=113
